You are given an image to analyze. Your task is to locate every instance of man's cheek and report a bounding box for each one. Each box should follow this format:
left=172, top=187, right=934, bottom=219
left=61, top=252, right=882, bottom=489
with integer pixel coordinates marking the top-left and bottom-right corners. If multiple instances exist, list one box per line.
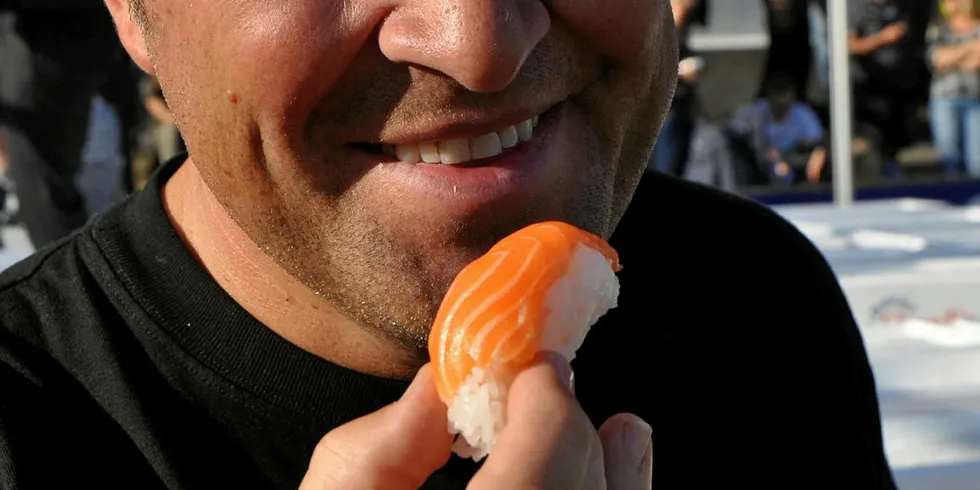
left=548, top=0, right=671, bottom=62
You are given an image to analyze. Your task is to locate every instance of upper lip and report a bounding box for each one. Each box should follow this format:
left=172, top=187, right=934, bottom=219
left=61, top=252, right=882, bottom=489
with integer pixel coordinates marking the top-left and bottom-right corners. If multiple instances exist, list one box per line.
left=372, top=101, right=560, bottom=145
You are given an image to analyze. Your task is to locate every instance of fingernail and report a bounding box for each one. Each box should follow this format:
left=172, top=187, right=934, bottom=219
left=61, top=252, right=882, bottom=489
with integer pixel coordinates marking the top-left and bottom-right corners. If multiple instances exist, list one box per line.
left=543, top=352, right=573, bottom=392
left=623, top=418, right=653, bottom=464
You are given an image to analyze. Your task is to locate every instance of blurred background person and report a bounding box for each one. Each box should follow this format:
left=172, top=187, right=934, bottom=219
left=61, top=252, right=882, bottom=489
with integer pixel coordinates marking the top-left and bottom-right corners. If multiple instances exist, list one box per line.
left=679, top=109, right=738, bottom=192
left=760, top=0, right=812, bottom=103
left=728, top=74, right=828, bottom=186
left=847, top=0, right=917, bottom=178
left=927, top=0, right=980, bottom=177
left=132, top=74, right=184, bottom=190
left=77, top=97, right=124, bottom=215
left=808, top=0, right=830, bottom=95
left=0, top=1, right=139, bottom=249
left=650, top=0, right=707, bottom=177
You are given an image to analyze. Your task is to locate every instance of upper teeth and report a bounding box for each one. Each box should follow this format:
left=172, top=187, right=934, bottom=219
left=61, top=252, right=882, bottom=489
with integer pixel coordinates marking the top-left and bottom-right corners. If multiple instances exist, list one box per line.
left=384, top=115, right=540, bottom=165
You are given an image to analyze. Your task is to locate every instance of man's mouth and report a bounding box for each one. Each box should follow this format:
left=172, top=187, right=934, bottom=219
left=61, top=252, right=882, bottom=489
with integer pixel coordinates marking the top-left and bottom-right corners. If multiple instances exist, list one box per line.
left=344, top=104, right=563, bottom=204
left=352, top=114, right=542, bottom=167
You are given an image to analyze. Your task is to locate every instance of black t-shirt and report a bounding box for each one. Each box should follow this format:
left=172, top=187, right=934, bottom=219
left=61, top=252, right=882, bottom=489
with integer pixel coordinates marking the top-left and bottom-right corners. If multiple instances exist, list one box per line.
left=0, top=157, right=897, bottom=489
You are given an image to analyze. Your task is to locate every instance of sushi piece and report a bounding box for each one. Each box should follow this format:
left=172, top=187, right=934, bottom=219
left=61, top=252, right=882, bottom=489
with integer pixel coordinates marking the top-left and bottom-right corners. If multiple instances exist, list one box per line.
left=428, top=221, right=622, bottom=461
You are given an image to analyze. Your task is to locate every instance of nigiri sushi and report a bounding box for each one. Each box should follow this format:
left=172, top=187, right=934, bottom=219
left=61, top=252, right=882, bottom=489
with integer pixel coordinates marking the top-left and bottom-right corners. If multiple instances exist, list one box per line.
left=428, top=221, right=622, bottom=461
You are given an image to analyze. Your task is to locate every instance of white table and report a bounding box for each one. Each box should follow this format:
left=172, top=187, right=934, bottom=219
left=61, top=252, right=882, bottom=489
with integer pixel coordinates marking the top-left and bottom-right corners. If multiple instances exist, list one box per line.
left=776, top=199, right=980, bottom=489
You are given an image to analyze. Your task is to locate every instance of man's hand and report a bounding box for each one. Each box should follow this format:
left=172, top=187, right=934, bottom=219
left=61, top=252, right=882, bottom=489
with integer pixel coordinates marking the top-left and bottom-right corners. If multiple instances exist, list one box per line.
left=678, top=57, right=701, bottom=83
left=955, top=40, right=980, bottom=71
left=0, top=131, right=7, bottom=175
left=766, top=147, right=781, bottom=163
left=848, top=33, right=871, bottom=55
left=774, top=161, right=791, bottom=178
left=849, top=23, right=906, bottom=56
left=301, top=354, right=653, bottom=489
left=299, top=365, right=454, bottom=490
left=671, top=0, right=698, bottom=28
left=768, top=146, right=791, bottom=179
left=933, top=46, right=966, bottom=72
left=806, top=147, right=827, bottom=183
left=878, top=23, right=907, bottom=45
left=469, top=353, right=653, bottom=490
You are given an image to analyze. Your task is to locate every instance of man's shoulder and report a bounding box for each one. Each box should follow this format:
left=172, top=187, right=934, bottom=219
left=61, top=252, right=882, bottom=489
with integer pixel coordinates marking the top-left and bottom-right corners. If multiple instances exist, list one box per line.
left=0, top=229, right=98, bottom=346
left=0, top=198, right=137, bottom=349
left=603, top=173, right=846, bottom=351
left=603, top=171, right=838, bottom=349
left=617, top=171, right=816, bottom=268
left=0, top=223, right=174, bottom=489
left=589, top=177, right=896, bottom=489
left=0, top=234, right=74, bottom=293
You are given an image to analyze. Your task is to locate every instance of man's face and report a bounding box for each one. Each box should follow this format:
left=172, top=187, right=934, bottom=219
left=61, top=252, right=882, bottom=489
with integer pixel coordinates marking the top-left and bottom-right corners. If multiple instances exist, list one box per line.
left=769, top=93, right=793, bottom=121
left=134, top=0, right=676, bottom=353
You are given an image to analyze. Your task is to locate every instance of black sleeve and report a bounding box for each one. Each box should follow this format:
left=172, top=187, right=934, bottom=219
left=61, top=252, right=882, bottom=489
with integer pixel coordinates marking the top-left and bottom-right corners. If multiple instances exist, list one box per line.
left=771, top=221, right=898, bottom=489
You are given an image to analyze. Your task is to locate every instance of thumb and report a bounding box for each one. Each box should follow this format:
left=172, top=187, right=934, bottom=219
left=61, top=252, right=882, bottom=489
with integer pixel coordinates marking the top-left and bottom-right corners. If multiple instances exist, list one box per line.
left=597, top=413, right=653, bottom=490
left=300, top=364, right=454, bottom=490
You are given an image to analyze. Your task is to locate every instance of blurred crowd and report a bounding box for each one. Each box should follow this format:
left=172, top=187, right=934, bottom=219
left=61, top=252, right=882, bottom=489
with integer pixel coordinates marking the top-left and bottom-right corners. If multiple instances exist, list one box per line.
left=657, top=0, right=980, bottom=193
left=0, top=2, right=181, bottom=250
left=0, top=0, right=979, bottom=249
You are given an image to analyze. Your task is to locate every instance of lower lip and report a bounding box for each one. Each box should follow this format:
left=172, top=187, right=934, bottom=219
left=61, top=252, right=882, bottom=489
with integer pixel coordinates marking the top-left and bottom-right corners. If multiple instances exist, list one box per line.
left=365, top=105, right=562, bottom=203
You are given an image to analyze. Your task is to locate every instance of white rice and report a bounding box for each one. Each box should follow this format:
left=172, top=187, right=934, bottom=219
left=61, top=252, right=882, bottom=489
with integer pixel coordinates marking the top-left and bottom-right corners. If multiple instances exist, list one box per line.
left=447, top=243, right=620, bottom=461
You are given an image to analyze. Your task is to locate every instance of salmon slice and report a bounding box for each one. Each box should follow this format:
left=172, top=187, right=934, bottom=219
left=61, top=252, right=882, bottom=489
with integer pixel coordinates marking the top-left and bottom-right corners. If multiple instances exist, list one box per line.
left=427, top=221, right=621, bottom=460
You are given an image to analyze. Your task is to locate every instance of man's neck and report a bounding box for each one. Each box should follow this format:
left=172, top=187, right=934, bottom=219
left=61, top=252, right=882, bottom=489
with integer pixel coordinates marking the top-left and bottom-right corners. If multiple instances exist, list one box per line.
left=161, top=160, right=420, bottom=380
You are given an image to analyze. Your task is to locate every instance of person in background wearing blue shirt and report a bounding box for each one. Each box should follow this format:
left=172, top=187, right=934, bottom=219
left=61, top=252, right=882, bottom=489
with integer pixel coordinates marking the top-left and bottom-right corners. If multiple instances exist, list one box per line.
left=729, top=73, right=828, bottom=186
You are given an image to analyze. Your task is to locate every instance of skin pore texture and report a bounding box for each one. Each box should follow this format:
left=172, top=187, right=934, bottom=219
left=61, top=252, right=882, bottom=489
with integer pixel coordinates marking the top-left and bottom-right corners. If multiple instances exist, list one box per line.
left=107, top=0, right=678, bottom=379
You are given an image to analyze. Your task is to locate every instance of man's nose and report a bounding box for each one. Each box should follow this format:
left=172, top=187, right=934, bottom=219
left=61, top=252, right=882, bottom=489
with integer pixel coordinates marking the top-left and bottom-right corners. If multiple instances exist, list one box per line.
left=378, top=0, right=550, bottom=93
